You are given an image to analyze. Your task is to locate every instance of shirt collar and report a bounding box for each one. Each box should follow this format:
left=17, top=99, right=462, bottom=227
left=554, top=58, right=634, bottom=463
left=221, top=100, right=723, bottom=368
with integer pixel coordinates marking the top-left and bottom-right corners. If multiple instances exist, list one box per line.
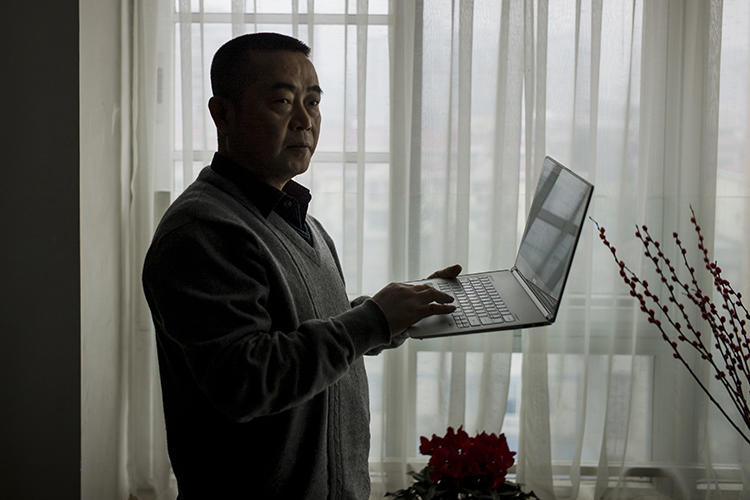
left=209, top=153, right=311, bottom=219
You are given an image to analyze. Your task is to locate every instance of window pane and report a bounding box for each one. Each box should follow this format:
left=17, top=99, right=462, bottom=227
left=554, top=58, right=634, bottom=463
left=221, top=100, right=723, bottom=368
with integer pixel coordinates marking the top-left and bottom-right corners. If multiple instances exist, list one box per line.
left=369, top=0, right=388, bottom=15
left=312, top=25, right=346, bottom=152
left=201, top=24, right=232, bottom=151
left=174, top=27, right=183, bottom=152
left=717, top=0, right=750, bottom=303
left=173, top=160, right=207, bottom=192
left=365, top=26, right=389, bottom=152
left=205, top=0, right=231, bottom=13
left=312, top=0, right=346, bottom=14
left=256, top=0, right=293, bottom=14
left=549, top=354, right=652, bottom=462
left=416, top=351, right=451, bottom=454
left=190, top=24, right=206, bottom=151
left=362, top=163, right=390, bottom=293
left=365, top=355, right=384, bottom=458
left=252, top=23, right=294, bottom=36
left=304, top=162, right=344, bottom=248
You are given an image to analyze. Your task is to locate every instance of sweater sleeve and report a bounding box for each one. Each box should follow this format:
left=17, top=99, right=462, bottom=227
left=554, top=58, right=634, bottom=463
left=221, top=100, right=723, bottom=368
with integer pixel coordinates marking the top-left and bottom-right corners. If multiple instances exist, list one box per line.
left=351, top=295, right=408, bottom=355
left=142, top=219, right=391, bottom=423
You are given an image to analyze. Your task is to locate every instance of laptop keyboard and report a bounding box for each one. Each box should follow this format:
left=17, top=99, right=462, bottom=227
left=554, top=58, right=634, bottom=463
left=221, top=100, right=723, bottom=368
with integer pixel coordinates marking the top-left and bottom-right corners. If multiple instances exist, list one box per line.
left=437, top=276, right=515, bottom=328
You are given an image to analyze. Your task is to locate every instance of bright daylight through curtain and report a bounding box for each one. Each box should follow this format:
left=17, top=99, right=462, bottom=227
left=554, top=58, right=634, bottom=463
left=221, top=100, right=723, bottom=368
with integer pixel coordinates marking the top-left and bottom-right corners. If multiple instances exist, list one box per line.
left=127, top=0, right=750, bottom=498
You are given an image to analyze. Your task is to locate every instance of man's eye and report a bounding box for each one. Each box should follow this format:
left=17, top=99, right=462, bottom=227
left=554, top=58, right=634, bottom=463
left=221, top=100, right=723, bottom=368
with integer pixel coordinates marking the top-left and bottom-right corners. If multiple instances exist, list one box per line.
left=309, top=99, right=320, bottom=107
left=276, top=97, right=292, bottom=104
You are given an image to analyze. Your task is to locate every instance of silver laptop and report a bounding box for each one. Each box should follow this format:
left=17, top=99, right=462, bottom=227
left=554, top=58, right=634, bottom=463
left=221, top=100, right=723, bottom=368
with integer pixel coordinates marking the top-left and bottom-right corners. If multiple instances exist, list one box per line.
left=407, top=156, right=593, bottom=339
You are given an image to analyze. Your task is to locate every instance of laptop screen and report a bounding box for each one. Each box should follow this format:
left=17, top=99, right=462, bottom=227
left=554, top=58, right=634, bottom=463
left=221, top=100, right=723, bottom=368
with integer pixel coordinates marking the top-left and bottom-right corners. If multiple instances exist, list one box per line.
left=514, top=157, right=593, bottom=313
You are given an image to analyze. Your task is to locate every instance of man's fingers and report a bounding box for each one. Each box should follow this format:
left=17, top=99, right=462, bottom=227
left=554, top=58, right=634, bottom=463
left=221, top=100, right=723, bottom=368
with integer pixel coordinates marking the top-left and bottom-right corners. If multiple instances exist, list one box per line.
left=427, top=264, right=462, bottom=279
left=412, top=283, right=453, bottom=303
left=371, top=279, right=459, bottom=337
left=425, top=302, right=457, bottom=315
left=413, top=283, right=435, bottom=292
left=417, top=286, right=454, bottom=304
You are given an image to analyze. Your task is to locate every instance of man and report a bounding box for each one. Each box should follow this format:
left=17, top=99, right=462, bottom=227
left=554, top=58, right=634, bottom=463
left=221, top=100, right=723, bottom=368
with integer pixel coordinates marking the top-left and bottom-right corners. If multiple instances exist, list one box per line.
left=142, top=32, right=460, bottom=499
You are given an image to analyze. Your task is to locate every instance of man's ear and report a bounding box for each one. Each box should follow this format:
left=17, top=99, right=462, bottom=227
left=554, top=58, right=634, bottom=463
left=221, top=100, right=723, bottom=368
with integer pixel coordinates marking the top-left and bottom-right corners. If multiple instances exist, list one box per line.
left=208, top=96, right=233, bottom=135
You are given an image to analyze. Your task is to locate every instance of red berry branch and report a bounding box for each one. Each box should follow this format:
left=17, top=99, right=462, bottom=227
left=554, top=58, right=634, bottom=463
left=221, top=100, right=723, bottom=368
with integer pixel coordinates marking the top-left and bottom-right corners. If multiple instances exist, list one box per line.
left=592, top=206, right=750, bottom=446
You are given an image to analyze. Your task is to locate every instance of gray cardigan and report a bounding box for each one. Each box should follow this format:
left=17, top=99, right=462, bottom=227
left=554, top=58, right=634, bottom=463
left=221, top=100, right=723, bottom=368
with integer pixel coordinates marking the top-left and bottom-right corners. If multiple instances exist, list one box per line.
left=142, top=164, right=392, bottom=499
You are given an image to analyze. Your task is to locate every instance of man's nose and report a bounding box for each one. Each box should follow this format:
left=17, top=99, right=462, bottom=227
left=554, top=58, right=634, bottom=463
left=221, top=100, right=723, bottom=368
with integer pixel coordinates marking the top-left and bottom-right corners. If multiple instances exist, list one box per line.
left=290, top=103, right=312, bottom=130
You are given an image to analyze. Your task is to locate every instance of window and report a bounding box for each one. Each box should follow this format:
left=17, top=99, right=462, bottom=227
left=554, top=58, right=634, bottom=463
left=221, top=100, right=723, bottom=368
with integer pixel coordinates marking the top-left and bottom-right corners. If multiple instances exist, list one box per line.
left=160, top=1, right=749, bottom=496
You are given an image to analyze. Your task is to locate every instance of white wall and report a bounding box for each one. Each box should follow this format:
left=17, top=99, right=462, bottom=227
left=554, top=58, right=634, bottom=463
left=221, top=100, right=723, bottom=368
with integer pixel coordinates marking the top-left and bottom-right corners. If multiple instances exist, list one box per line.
left=79, top=0, right=124, bottom=498
left=0, top=1, right=123, bottom=496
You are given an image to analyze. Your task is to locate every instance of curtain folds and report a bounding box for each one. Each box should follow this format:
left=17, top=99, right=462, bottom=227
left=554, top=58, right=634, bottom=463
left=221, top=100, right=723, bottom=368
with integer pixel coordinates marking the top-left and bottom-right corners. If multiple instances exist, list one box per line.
left=120, top=1, right=176, bottom=499
left=119, top=1, right=750, bottom=499
left=376, top=0, right=749, bottom=497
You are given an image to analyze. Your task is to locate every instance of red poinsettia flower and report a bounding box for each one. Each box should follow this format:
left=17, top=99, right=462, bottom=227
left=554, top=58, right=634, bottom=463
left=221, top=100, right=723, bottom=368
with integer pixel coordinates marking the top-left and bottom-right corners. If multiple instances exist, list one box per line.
left=387, top=427, right=536, bottom=499
left=418, top=426, right=516, bottom=488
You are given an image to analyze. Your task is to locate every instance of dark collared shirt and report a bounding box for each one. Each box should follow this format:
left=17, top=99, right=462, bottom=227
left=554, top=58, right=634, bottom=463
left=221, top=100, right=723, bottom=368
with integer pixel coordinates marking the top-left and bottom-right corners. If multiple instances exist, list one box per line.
left=210, top=153, right=313, bottom=245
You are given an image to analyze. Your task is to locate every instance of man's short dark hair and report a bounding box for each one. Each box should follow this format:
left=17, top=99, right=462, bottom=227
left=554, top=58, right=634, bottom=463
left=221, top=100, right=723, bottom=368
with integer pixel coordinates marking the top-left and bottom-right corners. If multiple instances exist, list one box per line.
left=210, top=32, right=311, bottom=104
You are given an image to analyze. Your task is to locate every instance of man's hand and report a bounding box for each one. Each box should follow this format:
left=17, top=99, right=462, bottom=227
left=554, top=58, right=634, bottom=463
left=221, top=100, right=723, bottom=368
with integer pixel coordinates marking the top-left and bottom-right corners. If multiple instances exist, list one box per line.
left=371, top=264, right=462, bottom=337
left=427, top=263, right=462, bottom=280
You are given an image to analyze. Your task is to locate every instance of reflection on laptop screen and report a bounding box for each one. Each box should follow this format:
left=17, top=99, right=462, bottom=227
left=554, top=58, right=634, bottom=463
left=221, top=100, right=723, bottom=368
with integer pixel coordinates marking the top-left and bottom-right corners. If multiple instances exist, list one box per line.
left=514, top=158, right=591, bottom=310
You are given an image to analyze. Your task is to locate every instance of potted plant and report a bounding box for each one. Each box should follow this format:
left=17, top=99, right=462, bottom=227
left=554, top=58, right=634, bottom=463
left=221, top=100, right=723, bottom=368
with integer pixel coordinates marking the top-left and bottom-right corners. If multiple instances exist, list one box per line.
left=387, top=426, right=538, bottom=499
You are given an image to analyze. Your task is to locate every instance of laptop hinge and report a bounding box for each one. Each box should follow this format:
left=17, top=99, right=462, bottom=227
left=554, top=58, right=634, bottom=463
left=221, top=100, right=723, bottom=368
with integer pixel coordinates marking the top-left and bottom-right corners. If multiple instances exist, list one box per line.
left=511, top=268, right=552, bottom=320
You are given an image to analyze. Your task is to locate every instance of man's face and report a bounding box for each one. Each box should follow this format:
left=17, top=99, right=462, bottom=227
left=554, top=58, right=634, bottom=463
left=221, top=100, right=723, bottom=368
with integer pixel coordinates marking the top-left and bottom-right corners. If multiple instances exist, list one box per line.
left=220, top=50, right=322, bottom=188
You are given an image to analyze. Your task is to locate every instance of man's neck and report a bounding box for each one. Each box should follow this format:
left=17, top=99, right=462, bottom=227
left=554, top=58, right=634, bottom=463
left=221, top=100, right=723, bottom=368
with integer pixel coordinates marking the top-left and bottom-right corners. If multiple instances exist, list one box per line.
left=217, top=151, right=288, bottom=191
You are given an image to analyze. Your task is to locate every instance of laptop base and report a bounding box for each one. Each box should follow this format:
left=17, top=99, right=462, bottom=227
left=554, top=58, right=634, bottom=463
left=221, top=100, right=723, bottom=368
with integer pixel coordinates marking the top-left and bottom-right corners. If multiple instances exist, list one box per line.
left=407, top=270, right=550, bottom=339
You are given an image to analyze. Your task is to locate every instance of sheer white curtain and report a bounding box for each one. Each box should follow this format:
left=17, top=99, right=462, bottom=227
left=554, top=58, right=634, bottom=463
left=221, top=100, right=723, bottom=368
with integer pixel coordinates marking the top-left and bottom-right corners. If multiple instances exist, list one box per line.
left=379, top=1, right=750, bottom=498
left=121, top=0, right=750, bottom=499
left=120, top=1, right=175, bottom=499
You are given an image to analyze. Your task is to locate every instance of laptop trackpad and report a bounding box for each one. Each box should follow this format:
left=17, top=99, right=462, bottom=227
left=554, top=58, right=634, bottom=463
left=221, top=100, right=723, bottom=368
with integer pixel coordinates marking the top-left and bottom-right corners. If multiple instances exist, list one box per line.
left=407, top=312, right=454, bottom=337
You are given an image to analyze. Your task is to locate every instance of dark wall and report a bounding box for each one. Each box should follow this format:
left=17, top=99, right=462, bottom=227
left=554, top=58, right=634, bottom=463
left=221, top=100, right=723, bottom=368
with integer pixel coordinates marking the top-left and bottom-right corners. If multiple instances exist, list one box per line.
left=0, top=1, right=81, bottom=498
